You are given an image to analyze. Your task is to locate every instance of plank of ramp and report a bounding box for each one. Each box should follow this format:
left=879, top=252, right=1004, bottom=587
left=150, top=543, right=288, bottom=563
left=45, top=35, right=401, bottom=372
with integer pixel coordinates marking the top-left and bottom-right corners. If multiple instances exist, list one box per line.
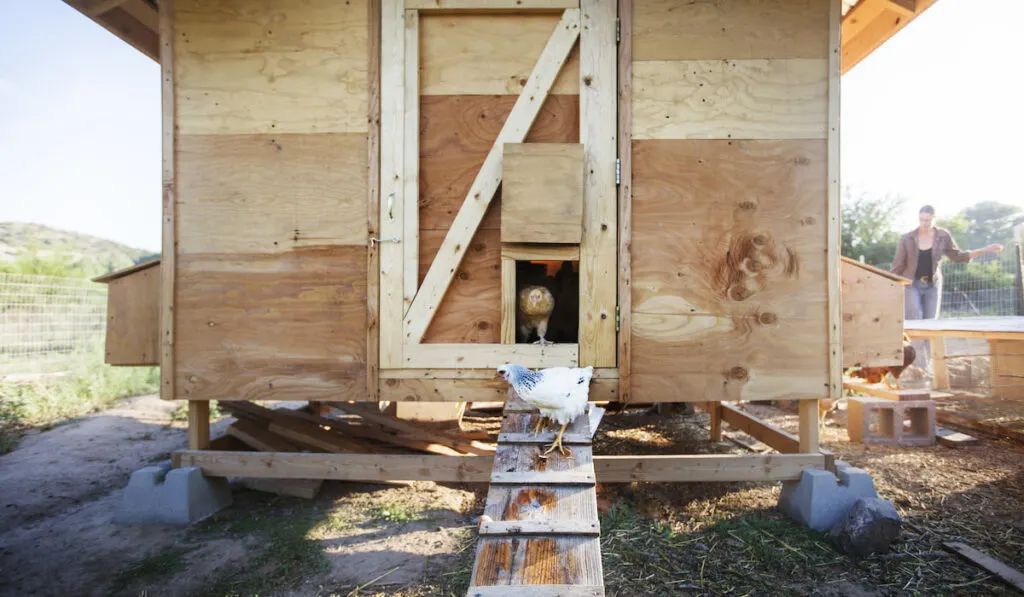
left=468, top=391, right=604, bottom=594
left=935, top=427, right=979, bottom=447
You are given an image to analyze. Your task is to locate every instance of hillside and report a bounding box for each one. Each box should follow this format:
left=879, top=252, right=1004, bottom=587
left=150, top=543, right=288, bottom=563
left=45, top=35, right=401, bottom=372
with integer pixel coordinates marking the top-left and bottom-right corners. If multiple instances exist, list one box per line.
left=0, top=222, right=158, bottom=277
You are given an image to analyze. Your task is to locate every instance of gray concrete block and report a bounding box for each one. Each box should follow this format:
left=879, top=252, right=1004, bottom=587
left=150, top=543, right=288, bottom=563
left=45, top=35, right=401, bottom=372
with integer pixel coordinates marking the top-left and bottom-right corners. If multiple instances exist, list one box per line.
left=115, top=463, right=232, bottom=526
left=778, top=461, right=878, bottom=532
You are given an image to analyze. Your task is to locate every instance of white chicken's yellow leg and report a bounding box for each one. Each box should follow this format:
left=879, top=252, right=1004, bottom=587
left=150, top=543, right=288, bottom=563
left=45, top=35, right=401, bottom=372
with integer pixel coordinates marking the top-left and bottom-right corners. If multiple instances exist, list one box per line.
left=542, top=422, right=570, bottom=457
left=532, top=415, right=548, bottom=436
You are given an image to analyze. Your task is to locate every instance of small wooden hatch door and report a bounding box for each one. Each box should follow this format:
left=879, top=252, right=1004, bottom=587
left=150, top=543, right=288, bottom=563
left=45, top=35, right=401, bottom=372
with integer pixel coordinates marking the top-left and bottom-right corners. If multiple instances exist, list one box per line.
left=377, top=0, right=618, bottom=372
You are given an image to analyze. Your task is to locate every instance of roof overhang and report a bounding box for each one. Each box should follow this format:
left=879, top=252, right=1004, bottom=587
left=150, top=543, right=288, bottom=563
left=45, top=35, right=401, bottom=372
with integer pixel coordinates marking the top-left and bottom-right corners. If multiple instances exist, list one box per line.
left=65, top=0, right=941, bottom=73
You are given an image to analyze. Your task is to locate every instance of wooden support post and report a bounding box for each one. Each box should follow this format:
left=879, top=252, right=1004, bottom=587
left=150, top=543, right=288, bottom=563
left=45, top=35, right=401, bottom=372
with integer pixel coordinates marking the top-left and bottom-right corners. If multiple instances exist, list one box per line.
left=798, top=399, right=820, bottom=454
left=709, top=402, right=722, bottom=442
left=187, top=401, right=210, bottom=450
left=158, top=0, right=177, bottom=401
left=931, top=336, right=949, bottom=390
left=501, top=257, right=516, bottom=344
left=617, top=0, right=633, bottom=402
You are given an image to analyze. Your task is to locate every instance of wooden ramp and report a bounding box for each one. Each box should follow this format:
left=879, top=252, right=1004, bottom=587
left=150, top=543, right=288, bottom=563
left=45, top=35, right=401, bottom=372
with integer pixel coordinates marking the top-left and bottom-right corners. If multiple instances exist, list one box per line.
left=467, top=393, right=604, bottom=597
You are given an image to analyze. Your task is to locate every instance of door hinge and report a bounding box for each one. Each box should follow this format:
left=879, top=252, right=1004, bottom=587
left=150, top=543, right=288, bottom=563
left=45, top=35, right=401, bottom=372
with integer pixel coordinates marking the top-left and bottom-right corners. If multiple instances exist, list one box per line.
left=615, top=305, right=621, bottom=332
left=616, top=18, right=621, bottom=44
left=615, top=158, right=621, bottom=185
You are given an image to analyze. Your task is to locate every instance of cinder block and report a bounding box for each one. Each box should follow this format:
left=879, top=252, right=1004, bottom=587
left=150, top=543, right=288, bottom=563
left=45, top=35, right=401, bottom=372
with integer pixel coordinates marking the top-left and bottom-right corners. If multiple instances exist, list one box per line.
left=847, top=397, right=936, bottom=447
left=778, top=461, right=879, bottom=532
left=115, top=461, right=232, bottom=526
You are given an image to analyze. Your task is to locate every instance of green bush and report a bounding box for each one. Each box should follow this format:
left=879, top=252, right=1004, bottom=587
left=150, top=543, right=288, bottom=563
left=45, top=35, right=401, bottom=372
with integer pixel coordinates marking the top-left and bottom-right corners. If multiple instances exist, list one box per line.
left=0, top=341, right=159, bottom=454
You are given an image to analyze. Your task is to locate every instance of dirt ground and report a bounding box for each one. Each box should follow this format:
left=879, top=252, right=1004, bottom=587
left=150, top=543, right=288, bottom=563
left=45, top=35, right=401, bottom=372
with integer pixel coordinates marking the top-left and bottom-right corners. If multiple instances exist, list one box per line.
left=1, top=391, right=1023, bottom=597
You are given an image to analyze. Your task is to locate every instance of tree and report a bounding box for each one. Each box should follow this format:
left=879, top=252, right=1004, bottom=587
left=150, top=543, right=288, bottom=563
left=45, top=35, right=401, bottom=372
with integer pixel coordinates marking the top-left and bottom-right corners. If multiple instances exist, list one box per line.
left=841, top=188, right=906, bottom=267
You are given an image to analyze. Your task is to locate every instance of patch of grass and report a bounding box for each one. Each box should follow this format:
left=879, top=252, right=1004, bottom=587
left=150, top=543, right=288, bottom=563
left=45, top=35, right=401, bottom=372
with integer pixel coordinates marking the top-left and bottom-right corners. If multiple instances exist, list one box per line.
left=371, top=504, right=419, bottom=524
left=188, top=499, right=331, bottom=597
left=0, top=343, right=159, bottom=454
left=109, top=545, right=194, bottom=594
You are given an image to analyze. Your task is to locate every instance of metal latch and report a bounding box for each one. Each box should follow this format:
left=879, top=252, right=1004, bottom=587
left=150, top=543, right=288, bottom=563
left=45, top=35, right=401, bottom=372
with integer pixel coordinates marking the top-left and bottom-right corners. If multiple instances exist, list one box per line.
left=370, top=236, right=401, bottom=247
left=615, top=305, right=620, bottom=332
left=615, top=158, right=621, bottom=185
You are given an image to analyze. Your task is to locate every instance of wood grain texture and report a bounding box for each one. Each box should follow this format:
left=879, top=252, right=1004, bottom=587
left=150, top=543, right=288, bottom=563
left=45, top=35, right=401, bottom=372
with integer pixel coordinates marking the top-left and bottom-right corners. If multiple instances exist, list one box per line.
left=380, top=0, right=406, bottom=368
left=579, top=0, right=618, bottom=368
left=991, top=340, right=1024, bottom=400
left=160, top=0, right=177, bottom=401
left=420, top=13, right=579, bottom=96
left=405, top=10, right=580, bottom=343
left=420, top=228, right=501, bottom=343
left=501, top=244, right=580, bottom=261
left=826, top=0, right=842, bottom=398
left=174, top=0, right=368, bottom=135
left=403, top=9, right=420, bottom=310
left=632, top=59, right=828, bottom=140
left=104, top=266, right=160, bottom=366
left=501, top=143, right=583, bottom=243
left=841, top=259, right=904, bottom=367
left=409, top=0, right=578, bottom=9
left=176, top=133, right=368, bottom=253
left=187, top=401, right=210, bottom=449
left=591, top=453, right=826, bottom=482
left=631, top=139, right=828, bottom=402
left=617, top=0, right=633, bottom=402
left=175, top=247, right=366, bottom=401
left=419, top=94, right=579, bottom=232
left=379, top=375, right=619, bottom=402
left=403, top=343, right=578, bottom=369
left=366, top=0, right=382, bottom=398
left=720, top=404, right=799, bottom=453
left=633, top=0, right=829, bottom=61
left=501, top=257, right=516, bottom=344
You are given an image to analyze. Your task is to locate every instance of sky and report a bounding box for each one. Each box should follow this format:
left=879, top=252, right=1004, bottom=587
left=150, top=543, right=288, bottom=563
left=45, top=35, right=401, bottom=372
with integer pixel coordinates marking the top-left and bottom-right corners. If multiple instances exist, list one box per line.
left=0, top=0, right=1021, bottom=253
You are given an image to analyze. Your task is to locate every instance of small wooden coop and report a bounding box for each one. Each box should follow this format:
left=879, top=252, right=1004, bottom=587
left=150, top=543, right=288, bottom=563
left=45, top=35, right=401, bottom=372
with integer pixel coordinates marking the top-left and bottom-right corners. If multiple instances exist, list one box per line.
left=69, top=0, right=927, bottom=592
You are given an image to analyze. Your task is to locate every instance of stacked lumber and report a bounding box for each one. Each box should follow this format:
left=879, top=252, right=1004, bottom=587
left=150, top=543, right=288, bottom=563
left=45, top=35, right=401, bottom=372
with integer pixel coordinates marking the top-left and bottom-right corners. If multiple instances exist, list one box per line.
left=219, top=402, right=496, bottom=457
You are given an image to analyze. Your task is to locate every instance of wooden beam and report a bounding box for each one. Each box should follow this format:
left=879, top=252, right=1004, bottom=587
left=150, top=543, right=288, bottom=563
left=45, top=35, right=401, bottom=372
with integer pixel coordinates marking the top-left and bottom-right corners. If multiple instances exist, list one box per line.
left=174, top=451, right=828, bottom=483
left=841, top=0, right=939, bottom=75
left=402, top=342, right=578, bottom=369
left=943, top=542, right=1024, bottom=593
left=720, top=404, right=800, bottom=454
left=187, top=401, right=210, bottom=450
left=501, top=257, right=517, bottom=344
left=379, top=367, right=619, bottom=379
left=500, top=244, right=581, bottom=262
left=227, top=419, right=301, bottom=452
left=579, top=0, right=617, bottom=368
left=617, top=0, right=633, bottom=402
left=709, top=402, right=722, bottom=442
left=403, top=9, right=420, bottom=312
left=367, top=0, right=382, bottom=398
left=406, top=0, right=577, bottom=9
left=467, top=587, right=603, bottom=597
left=828, top=0, right=843, bottom=399
left=380, top=0, right=406, bottom=368
left=92, top=5, right=159, bottom=61
left=327, top=401, right=492, bottom=455
left=67, top=0, right=130, bottom=16
left=158, top=0, right=176, bottom=399
left=403, top=9, right=581, bottom=343
left=799, top=399, right=820, bottom=453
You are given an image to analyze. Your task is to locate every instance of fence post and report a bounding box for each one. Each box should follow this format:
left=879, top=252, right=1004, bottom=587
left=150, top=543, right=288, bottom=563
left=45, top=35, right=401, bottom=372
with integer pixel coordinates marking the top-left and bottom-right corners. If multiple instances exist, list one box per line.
left=1015, top=224, right=1024, bottom=316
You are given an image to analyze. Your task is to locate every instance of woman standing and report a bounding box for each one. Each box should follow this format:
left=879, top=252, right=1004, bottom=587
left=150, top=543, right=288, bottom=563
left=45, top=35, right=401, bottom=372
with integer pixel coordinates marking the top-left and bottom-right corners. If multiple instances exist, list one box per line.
left=890, top=205, right=1003, bottom=374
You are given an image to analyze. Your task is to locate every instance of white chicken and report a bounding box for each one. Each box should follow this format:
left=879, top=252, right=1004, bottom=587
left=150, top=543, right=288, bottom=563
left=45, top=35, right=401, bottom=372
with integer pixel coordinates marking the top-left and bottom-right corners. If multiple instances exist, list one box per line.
left=495, top=363, right=595, bottom=457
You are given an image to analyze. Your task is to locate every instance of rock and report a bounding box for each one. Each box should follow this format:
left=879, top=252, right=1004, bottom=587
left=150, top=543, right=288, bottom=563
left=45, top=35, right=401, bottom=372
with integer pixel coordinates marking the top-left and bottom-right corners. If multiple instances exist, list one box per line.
left=829, top=497, right=902, bottom=557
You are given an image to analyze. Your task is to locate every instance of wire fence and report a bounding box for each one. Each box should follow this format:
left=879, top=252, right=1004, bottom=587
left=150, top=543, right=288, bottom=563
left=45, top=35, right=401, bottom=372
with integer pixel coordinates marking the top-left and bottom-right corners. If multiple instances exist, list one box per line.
left=874, top=250, right=1023, bottom=318
left=0, top=273, right=107, bottom=376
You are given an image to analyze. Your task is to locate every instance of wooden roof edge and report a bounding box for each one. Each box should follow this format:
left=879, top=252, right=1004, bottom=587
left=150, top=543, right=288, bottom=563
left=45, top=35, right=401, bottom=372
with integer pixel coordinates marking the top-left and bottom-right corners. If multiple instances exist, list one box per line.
left=92, top=257, right=161, bottom=283
left=840, top=255, right=911, bottom=284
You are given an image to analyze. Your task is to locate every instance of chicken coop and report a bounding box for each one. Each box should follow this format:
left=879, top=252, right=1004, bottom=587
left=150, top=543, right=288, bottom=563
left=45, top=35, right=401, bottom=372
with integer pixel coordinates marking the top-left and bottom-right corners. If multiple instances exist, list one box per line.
left=67, top=0, right=923, bottom=591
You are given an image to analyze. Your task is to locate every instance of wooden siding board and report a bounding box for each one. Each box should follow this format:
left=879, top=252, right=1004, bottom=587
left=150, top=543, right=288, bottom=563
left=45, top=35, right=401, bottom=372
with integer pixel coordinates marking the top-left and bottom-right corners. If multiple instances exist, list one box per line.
left=380, top=0, right=406, bottom=369
left=617, top=0, right=633, bottom=401
left=174, top=0, right=368, bottom=135
left=367, top=0, right=382, bottom=399
left=175, top=248, right=367, bottom=401
left=160, top=0, right=178, bottom=401
left=176, top=133, right=368, bottom=254
left=632, top=59, right=829, bottom=140
left=419, top=94, right=579, bottom=233
left=633, top=0, right=829, bottom=61
left=420, top=13, right=579, bottom=96
left=630, top=139, right=828, bottom=402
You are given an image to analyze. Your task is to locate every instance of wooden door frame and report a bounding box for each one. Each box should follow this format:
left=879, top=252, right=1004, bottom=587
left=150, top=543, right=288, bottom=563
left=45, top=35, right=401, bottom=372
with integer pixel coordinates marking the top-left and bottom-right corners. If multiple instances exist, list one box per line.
left=378, top=0, right=618, bottom=372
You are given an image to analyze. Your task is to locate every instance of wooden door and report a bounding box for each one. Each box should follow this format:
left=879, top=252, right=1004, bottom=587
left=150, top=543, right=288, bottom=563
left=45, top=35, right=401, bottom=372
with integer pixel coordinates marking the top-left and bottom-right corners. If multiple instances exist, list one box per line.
left=377, top=0, right=618, bottom=374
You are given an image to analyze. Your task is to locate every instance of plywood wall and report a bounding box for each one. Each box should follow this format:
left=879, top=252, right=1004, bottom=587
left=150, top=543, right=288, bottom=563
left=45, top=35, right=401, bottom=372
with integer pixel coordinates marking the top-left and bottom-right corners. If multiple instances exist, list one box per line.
left=171, top=0, right=370, bottom=401
left=630, top=0, right=832, bottom=402
left=418, top=14, right=579, bottom=343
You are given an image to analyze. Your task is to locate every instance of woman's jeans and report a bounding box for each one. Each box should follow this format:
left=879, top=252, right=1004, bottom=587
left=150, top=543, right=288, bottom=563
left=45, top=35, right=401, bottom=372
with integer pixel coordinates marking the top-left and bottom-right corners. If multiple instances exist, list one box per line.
left=905, top=279, right=941, bottom=374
